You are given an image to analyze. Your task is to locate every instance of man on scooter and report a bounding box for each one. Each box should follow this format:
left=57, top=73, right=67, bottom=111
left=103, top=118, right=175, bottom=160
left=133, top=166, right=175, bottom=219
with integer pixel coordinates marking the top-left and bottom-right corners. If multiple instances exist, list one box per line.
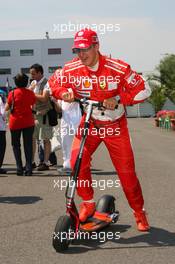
left=49, top=28, right=151, bottom=232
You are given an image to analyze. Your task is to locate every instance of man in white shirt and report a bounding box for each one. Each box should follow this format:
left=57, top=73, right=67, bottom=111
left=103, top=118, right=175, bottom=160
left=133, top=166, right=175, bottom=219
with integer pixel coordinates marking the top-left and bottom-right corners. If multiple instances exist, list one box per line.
left=29, top=64, right=52, bottom=171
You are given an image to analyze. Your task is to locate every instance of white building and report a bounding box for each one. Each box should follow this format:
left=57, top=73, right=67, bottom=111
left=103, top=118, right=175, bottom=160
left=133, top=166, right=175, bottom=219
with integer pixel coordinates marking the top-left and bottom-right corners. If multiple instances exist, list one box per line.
left=0, top=38, right=75, bottom=88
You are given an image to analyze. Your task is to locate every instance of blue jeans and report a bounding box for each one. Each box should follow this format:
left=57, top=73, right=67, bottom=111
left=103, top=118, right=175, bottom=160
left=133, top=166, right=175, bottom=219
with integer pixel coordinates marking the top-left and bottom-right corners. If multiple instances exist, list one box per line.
left=0, top=131, right=6, bottom=168
left=11, top=126, right=34, bottom=173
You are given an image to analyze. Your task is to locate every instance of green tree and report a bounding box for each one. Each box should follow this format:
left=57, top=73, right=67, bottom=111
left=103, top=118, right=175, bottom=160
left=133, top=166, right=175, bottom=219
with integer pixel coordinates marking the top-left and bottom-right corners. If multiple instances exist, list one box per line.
left=147, top=84, right=166, bottom=114
left=153, top=54, right=175, bottom=102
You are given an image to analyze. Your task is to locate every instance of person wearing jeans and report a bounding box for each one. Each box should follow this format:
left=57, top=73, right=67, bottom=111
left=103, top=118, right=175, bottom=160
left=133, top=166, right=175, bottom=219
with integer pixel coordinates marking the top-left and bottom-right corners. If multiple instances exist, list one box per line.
left=5, top=73, right=36, bottom=176
left=0, top=90, right=7, bottom=174
left=10, top=126, right=34, bottom=175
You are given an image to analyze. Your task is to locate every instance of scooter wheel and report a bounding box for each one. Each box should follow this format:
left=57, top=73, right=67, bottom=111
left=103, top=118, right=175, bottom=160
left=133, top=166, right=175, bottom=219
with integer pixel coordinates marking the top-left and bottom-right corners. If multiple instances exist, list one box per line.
left=96, top=195, right=115, bottom=213
left=52, top=215, right=75, bottom=252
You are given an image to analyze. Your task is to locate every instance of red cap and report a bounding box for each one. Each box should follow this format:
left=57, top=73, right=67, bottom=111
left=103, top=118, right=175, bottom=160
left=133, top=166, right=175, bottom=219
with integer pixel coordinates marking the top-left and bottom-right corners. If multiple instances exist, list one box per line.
left=72, top=28, right=99, bottom=49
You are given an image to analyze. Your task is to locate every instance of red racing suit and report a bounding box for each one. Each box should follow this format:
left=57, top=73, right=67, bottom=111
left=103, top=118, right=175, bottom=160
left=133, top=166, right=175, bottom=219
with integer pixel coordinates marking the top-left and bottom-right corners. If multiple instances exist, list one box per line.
left=48, top=53, right=151, bottom=212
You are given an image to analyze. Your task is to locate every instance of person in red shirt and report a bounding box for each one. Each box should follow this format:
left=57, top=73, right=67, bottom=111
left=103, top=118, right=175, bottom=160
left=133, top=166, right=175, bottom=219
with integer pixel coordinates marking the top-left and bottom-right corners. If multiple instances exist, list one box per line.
left=5, top=73, right=36, bottom=176
left=48, top=28, right=151, bottom=231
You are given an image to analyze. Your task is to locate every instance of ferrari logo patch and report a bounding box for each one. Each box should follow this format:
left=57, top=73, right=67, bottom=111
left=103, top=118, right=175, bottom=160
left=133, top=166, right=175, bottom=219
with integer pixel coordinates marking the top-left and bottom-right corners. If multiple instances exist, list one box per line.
left=99, top=81, right=106, bottom=90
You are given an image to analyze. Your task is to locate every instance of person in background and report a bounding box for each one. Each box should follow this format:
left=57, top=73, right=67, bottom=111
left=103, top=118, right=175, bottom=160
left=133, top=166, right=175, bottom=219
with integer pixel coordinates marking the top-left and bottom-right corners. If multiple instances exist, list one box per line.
left=5, top=73, right=36, bottom=176
left=29, top=64, right=52, bottom=171
left=0, top=89, right=7, bottom=174
left=57, top=96, right=82, bottom=175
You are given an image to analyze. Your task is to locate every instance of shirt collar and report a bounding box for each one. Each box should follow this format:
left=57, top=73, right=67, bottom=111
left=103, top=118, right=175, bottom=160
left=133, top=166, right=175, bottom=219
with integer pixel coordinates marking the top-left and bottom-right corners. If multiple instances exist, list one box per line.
left=37, top=77, right=45, bottom=85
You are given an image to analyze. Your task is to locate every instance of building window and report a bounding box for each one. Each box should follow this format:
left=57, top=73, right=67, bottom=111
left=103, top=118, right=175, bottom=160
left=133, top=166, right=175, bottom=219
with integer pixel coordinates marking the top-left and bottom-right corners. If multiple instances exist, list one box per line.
left=0, top=68, right=11, bottom=75
left=48, top=48, right=61, bottom=55
left=0, top=50, right=11, bottom=57
left=21, top=68, right=30, bottom=74
left=48, top=66, right=62, bottom=73
left=20, top=49, right=34, bottom=56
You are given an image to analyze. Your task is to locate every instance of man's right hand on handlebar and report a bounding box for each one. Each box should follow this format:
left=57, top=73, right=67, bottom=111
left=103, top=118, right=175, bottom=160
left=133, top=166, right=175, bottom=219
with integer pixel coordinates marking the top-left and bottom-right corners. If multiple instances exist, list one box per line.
left=62, top=91, right=74, bottom=102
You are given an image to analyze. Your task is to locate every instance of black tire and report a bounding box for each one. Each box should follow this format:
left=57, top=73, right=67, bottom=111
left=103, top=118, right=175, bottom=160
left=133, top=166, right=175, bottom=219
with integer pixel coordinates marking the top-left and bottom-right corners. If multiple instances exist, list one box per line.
left=52, top=215, right=75, bottom=253
left=96, top=195, right=115, bottom=214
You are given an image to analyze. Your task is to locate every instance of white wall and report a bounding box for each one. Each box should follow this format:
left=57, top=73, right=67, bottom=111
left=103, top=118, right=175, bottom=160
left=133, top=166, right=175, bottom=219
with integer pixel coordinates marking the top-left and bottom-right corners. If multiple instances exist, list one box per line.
left=0, top=38, right=75, bottom=87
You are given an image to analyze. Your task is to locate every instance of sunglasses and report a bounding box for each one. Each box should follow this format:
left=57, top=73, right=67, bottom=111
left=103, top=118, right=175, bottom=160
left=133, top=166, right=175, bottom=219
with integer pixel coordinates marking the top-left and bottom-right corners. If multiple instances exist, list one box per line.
left=73, top=45, right=93, bottom=54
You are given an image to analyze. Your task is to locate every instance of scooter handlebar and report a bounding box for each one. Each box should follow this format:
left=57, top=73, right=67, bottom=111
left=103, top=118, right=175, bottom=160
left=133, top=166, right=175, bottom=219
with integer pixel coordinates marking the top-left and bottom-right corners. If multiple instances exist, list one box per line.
left=74, top=98, right=101, bottom=107
left=74, top=97, right=120, bottom=109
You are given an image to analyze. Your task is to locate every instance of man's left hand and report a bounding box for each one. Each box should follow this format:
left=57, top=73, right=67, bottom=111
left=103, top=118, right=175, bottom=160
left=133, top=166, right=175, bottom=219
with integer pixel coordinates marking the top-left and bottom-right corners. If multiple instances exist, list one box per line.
left=103, top=98, right=118, bottom=110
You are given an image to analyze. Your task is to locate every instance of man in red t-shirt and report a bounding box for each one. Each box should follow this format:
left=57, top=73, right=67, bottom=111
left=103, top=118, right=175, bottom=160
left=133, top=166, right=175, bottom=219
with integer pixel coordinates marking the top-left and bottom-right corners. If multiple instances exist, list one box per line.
left=5, top=73, right=36, bottom=176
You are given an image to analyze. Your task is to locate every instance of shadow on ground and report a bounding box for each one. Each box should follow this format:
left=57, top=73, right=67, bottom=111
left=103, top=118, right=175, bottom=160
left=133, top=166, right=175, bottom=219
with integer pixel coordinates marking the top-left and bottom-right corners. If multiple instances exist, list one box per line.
left=0, top=196, right=43, bottom=204
left=54, top=224, right=175, bottom=254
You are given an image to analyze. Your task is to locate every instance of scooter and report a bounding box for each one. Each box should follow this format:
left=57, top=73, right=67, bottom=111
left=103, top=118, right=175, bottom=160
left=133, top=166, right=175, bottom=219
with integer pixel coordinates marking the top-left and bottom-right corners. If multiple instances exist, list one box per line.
left=52, top=99, right=119, bottom=252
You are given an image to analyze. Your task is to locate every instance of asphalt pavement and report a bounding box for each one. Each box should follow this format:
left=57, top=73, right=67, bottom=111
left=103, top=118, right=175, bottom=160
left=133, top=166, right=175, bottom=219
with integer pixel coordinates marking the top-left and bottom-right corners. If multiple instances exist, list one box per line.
left=0, top=118, right=175, bottom=264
